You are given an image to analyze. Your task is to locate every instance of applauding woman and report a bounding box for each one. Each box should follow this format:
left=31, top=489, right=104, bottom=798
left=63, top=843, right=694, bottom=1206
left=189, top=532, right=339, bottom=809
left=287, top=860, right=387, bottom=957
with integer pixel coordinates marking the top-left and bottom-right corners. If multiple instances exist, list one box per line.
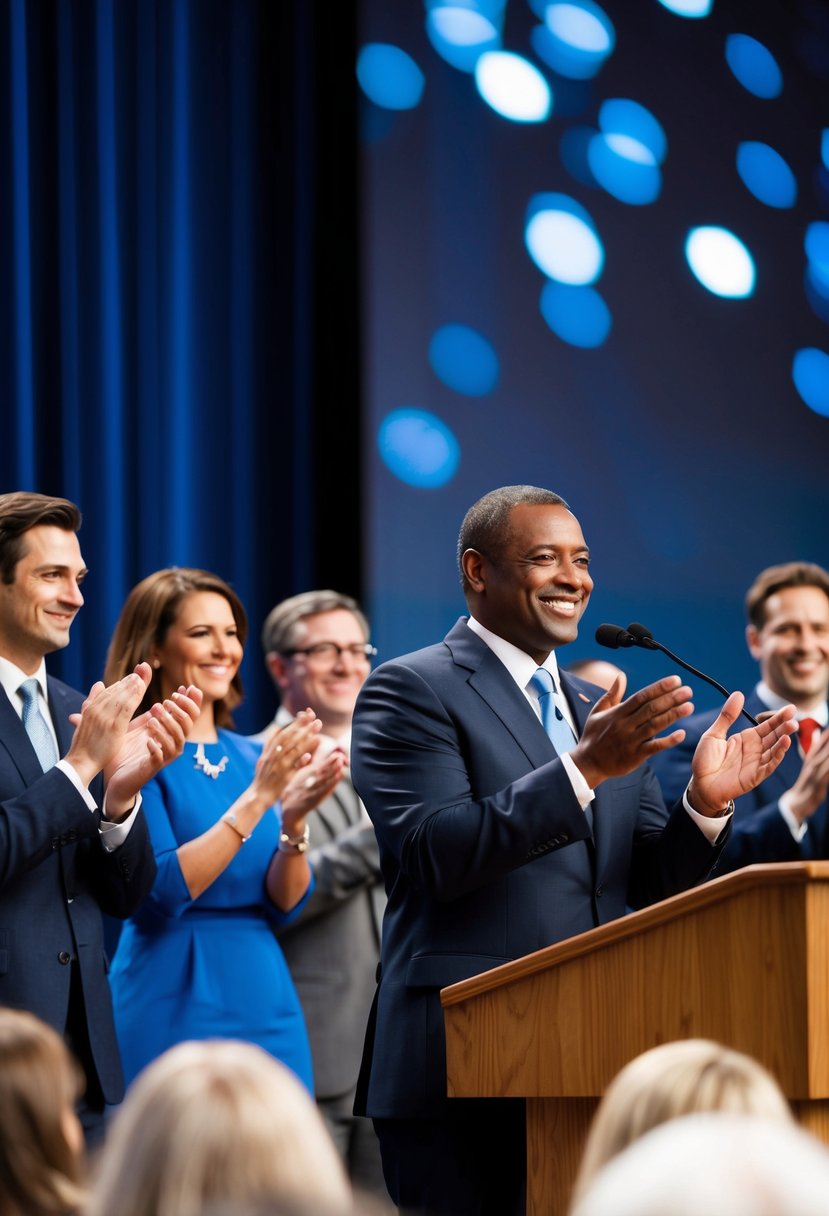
left=105, top=569, right=345, bottom=1091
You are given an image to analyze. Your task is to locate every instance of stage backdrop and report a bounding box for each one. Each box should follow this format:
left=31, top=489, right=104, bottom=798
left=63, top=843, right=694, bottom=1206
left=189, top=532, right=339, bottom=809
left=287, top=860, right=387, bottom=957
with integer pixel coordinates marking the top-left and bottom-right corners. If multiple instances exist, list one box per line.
left=1, top=0, right=361, bottom=731
left=358, top=0, right=829, bottom=706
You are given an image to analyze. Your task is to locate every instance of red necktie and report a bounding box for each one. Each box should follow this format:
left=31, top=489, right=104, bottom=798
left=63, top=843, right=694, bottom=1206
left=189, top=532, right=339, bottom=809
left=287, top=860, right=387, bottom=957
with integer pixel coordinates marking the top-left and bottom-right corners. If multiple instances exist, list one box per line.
left=799, top=718, right=820, bottom=755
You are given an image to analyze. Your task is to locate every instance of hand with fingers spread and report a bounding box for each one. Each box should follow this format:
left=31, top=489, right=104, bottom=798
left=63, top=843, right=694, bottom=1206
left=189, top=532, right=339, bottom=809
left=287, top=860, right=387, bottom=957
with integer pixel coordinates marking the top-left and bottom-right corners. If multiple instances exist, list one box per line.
left=570, top=674, right=695, bottom=789
left=688, top=693, right=797, bottom=818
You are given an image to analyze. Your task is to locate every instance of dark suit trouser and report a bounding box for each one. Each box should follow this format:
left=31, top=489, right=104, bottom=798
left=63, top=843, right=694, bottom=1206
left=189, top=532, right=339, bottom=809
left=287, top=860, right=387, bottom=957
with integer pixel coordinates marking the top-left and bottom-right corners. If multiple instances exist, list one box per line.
left=374, top=1099, right=525, bottom=1216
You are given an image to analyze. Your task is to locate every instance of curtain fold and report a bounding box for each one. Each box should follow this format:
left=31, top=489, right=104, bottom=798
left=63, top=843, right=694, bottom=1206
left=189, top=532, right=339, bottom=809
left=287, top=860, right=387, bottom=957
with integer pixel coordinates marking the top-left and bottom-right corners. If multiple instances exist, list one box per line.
left=1, top=0, right=360, bottom=730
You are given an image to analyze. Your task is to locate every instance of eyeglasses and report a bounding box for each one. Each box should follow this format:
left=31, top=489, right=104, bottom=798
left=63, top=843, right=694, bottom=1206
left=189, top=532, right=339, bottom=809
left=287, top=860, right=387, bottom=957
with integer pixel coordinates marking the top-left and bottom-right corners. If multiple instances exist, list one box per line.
left=282, top=642, right=377, bottom=664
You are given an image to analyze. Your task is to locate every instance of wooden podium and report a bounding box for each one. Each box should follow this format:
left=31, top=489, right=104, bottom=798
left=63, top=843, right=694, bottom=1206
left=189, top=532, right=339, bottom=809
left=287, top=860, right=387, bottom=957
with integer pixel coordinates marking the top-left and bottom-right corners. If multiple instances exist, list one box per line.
left=441, top=862, right=829, bottom=1215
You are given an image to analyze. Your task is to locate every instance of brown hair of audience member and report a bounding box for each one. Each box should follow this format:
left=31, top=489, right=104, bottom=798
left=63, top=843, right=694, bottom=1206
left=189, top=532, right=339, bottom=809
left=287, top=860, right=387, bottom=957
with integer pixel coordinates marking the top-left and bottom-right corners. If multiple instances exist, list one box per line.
left=0, top=1008, right=86, bottom=1216
left=104, top=567, right=247, bottom=726
left=86, top=1040, right=352, bottom=1216
left=572, top=1039, right=792, bottom=1203
left=0, top=492, right=82, bottom=584
left=745, top=561, right=829, bottom=630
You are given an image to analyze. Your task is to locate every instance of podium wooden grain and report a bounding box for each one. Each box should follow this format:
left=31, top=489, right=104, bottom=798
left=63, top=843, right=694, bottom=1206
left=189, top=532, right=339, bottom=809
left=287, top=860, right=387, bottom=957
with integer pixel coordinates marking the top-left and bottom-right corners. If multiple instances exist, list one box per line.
left=441, top=862, right=829, bottom=1215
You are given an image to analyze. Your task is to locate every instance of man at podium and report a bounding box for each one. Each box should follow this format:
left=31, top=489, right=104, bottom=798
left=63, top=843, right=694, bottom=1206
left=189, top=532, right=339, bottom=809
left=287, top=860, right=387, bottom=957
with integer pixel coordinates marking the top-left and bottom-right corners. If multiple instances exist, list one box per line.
left=351, top=485, right=797, bottom=1216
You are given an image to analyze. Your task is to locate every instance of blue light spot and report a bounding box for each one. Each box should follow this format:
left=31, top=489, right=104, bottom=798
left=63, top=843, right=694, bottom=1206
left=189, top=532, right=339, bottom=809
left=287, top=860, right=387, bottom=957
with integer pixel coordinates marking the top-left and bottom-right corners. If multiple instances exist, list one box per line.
left=588, top=134, right=661, bottom=204
left=356, top=44, right=425, bottom=110
left=685, top=226, right=756, bottom=298
left=540, top=282, right=612, bottom=347
left=805, top=221, right=829, bottom=281
left=428, top=324, right=500, bottom=396
left=725, top=34, right=783, bottom=99
left=655, top=0, right=712, bottom=15
left=378, top=409, right=461, bottom=488
left=805, top=269, right=829, bottom=324
left=823, top=130, right=829, bottom=170
left=599, top=99, right=667, bottom=163
left=736, top=142, right=797, bottom=208
left=474, top=50, right=552, bottom=121
left=533, top=1, right=615, bottom=79
left=792, top=349, right=829, bottom=417
left=525, top=193, right=604, bottom=284
left=426, top=7, right=500, bottom=74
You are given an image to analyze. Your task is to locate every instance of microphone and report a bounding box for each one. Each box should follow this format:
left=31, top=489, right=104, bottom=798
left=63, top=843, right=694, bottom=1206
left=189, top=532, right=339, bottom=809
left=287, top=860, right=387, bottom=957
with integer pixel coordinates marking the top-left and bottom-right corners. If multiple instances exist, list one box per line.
left=595, top=621, right=758, bottom=726
left=593, top=623, right=636, bottom=650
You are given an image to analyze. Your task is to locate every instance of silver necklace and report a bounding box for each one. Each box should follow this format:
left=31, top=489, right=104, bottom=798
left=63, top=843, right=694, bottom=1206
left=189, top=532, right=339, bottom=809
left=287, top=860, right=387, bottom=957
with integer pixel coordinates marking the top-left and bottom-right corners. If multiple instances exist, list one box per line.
left=193, top=742, right=229, bottom=779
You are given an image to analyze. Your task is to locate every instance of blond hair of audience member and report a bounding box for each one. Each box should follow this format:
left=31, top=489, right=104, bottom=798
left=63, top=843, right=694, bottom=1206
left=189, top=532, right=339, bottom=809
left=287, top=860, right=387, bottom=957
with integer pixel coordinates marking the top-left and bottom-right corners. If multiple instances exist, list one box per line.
left=87, top=1040, right=351, bottom=1216
left=570, top=1113, right=829, bottom=1216
left=572, top=1039, right=791, bottom=1202
left=0, top=1008, right=86, bottom=1216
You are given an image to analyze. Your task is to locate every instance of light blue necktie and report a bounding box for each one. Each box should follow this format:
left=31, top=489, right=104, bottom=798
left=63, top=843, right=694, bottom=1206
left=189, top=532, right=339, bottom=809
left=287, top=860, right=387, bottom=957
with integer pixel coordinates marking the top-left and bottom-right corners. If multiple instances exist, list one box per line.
left=19, top=679, right=58, bottom=772
left=529, top=668, right=577, bottom=756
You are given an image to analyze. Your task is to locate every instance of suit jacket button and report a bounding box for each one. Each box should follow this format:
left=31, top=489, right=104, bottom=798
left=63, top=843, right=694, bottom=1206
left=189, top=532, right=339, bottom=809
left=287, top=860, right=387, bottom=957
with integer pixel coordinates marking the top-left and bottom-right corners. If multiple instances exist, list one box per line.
left=595, top=885, right=603, bottom=898
left=58, top=951, right=71, bottom=965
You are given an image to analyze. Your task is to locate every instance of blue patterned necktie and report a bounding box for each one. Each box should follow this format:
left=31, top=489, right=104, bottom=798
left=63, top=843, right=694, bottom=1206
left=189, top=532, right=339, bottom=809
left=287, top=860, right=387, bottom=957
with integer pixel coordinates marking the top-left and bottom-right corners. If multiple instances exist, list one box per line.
left=529, top=668, right=577, bottom=756
left=19, top=679, right=58, bottom=772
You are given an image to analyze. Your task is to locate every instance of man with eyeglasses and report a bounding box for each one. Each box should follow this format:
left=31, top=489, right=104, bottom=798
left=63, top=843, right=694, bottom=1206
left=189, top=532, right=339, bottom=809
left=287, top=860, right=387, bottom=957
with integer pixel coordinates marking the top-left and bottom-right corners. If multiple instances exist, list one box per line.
left=252, top=590, right=388, bottom=1205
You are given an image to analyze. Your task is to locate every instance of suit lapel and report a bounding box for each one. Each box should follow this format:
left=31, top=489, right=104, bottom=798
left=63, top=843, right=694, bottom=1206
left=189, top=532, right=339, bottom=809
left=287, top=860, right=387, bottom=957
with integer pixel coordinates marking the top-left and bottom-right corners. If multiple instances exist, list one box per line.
left=0, top=684, right=47, bottom=786
left=47, top=677, right=78, bottom=758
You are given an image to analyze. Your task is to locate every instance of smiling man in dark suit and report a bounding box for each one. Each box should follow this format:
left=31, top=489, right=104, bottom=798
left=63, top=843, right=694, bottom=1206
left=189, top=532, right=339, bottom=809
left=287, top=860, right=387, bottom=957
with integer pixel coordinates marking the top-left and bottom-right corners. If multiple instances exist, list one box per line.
left=0, top=491, right=201, bottom=1143
left=350, top=484, right=797, bottom=1216
left=652, top=561, right=829, bottom=872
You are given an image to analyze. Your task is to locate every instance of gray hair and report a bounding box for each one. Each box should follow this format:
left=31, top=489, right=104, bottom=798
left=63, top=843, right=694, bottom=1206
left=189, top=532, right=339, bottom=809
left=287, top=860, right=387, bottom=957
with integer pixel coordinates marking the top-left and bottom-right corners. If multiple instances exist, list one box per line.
left=261, top=590, right=369, bottom=656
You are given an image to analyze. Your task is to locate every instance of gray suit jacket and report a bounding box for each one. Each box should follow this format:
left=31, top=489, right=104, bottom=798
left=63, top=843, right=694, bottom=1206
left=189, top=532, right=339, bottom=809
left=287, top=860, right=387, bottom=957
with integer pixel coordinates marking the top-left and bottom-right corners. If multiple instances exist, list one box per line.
left=255, top=719, right=385, bottom=1100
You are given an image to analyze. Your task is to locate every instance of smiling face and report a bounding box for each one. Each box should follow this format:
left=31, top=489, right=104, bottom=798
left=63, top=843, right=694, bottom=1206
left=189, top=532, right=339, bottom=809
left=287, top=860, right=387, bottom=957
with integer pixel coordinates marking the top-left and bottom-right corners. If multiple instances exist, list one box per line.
left=152, top=591, right=244, bottom=708
left=747, top=585, right=829, bottom=711
left=462, top=502, right=593, bottom=663
left=268, top=608, right=370, bottom=737
left=0, top=526, right=87, bottom=673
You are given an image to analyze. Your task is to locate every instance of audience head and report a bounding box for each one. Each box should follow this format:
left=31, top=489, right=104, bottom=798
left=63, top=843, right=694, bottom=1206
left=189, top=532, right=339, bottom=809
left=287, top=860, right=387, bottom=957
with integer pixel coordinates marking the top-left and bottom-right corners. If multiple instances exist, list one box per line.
left=570, top=1113, right=829, bottom=1216
left=744, top=560, right=829, bottom=711
left=566, top=658, right=625, bottom=693
left=0, top=1007, right=86, bottom=1216
left=261, top=590, right=372, bottom=736
left=104, top=567, right=247, bottom=725
left=572, top=1038, right=791, bottom=1201
left=87, top=1039, right=351, bottom=1216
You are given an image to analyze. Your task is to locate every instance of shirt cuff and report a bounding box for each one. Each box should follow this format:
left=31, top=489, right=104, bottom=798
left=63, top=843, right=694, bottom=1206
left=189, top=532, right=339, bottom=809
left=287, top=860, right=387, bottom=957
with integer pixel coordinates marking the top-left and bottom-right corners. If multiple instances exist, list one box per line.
left=99, top=793, right=143, bottom=853
left=683, top=786, right=732, bottom=842
left=55, top=759, right=97, bottom=811
left=561, top=752, right=596, bottom=811
left=778, top=793, right=809, bottom=842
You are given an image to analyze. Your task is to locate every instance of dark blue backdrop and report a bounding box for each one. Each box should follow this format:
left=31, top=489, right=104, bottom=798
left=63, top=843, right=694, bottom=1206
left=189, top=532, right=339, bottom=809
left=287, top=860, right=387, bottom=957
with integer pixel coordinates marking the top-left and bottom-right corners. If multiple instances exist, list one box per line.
left=1, top=0, right=361, bottom=731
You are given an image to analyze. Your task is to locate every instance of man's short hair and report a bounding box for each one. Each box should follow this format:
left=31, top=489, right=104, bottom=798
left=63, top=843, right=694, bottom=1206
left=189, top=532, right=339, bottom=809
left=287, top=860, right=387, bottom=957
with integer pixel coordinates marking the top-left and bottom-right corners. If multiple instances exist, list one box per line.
left=0, top=492, right=82, bottom=584
left=745, top=561, right=829, bottom=629
left=457, top=485, right=569, bottom=590
left=261, top=590, right=369, bottom=656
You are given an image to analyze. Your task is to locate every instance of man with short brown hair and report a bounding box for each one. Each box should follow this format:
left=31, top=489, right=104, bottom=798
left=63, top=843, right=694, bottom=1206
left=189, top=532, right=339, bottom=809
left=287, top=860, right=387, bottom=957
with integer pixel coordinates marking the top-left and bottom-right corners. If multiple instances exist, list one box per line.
left=653, top=560, right=829, bottom=870
left=0, top=491, right=201, bottom=1142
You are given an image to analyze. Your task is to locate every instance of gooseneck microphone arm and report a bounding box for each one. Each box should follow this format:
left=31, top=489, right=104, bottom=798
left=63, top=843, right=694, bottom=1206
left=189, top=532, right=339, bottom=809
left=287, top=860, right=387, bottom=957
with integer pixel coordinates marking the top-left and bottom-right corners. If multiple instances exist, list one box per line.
left=595, top=621, right=758, bottom=727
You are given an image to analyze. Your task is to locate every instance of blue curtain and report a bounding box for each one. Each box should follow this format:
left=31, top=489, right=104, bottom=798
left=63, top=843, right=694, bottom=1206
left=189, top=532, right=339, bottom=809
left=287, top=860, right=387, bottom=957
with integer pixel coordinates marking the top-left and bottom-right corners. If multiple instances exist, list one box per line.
left=1, top=0, right=360, bottom=731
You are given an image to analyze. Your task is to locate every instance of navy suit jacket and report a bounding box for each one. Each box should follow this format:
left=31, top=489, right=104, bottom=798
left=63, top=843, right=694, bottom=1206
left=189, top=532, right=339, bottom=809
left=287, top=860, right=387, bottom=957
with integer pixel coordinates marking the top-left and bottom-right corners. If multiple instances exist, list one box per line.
left=350, top=619, right=728, bottom=1119
left=0, top=675, right=156, bottom=1103
left=650, top=689, right=828, bottom=874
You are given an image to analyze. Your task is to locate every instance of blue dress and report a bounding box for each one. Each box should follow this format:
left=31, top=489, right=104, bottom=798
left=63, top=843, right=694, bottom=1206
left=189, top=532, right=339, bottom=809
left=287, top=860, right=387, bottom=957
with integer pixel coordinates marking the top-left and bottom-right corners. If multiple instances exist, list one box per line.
left=110, top=731, right=314, bottom=1090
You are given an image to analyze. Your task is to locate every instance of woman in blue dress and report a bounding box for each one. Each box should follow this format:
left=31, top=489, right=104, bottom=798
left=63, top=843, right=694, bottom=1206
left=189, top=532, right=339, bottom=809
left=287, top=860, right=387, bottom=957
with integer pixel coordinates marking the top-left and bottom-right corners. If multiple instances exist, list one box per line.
left=105, top=568, right=345, bottom=1091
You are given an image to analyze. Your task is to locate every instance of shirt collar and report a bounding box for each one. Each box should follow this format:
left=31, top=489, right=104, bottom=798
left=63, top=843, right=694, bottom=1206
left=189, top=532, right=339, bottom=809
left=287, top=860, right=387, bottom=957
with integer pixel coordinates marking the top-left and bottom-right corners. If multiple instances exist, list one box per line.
left=466, top=616, right=563, bottom=693
left=0, top=656, right=49, bottom=711
left=756, top=681, right=828, bottom=727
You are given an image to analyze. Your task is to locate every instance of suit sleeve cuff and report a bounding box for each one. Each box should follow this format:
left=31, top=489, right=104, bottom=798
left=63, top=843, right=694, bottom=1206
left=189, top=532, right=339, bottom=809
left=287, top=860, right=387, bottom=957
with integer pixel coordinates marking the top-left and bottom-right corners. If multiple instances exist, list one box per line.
left=683, top=785, right=732, bottom=843
left=55, top=759, right=97, bottom=811
left=561, top=752, right=596, bottom=811
left=778, top=793, right=809, bottom=842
